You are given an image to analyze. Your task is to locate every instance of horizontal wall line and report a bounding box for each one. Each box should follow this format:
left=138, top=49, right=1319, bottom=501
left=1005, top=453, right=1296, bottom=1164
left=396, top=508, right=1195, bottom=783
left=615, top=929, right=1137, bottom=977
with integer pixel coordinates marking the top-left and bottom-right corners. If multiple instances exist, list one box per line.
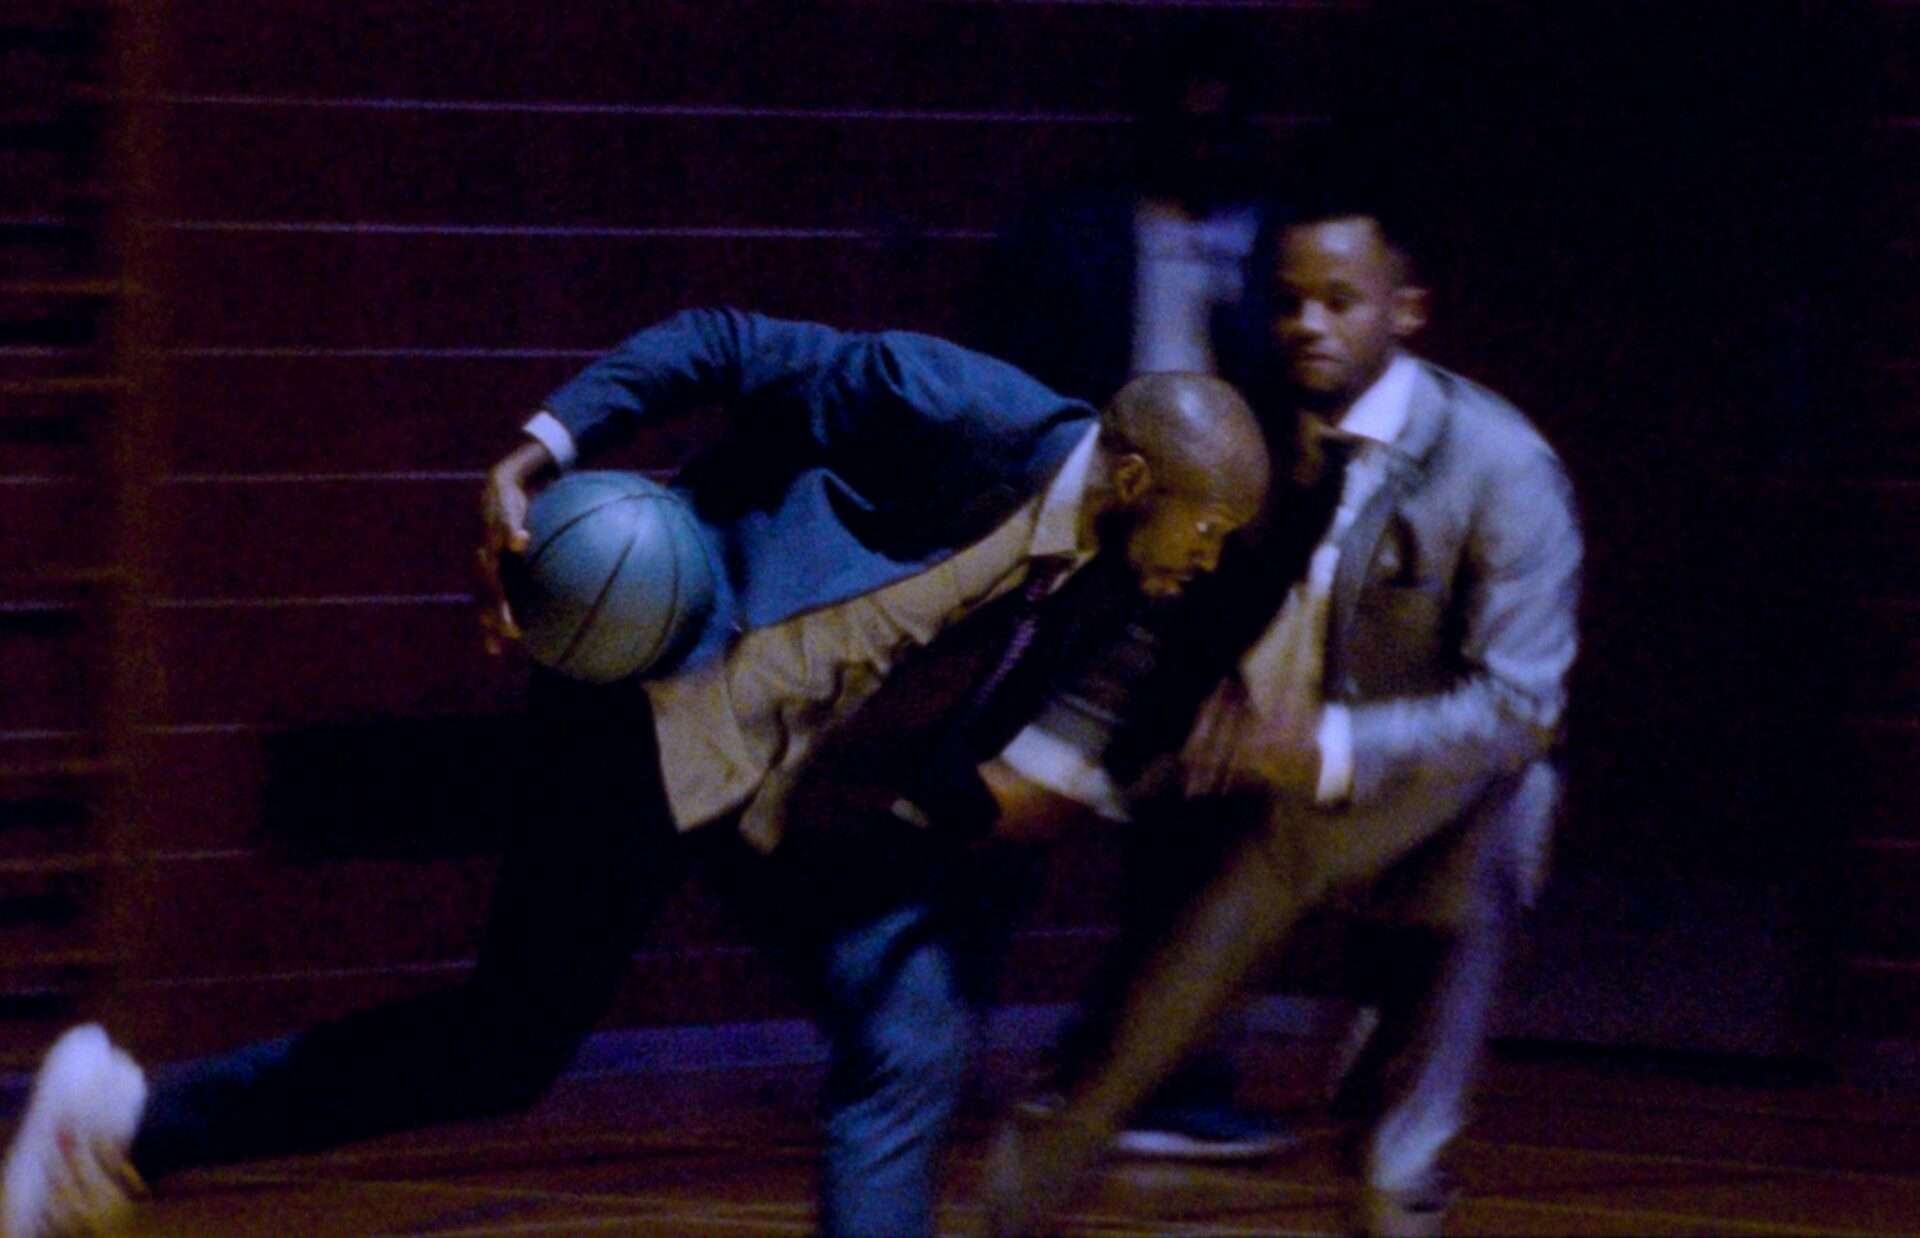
left=1847, top=958, right=1920, bottom=972
left=161, top=347, right=605, bottom=359
left=151, top=220, right=996, bottom=241
left=118, top=959, right=474, bottom=989
left=147, top=593, right=473, bottom=609
left=160, top=471, right=485, bottom=484
left=953, top=0, right=1350, bottom=8
left=149, top=93, right=1136, bottom=125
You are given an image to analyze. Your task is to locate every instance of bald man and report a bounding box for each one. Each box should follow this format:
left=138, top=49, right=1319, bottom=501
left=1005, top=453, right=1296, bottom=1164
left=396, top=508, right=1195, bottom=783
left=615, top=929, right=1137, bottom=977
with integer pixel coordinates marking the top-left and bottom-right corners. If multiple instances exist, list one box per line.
left=5, top=310, right=1268, bottom=1238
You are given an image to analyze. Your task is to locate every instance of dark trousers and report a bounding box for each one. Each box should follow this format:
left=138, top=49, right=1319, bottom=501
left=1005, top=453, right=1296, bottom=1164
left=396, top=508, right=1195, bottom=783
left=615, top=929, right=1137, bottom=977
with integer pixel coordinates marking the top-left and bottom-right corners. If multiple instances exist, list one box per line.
left=130, top=672, right=1027, bottom=1237
left=131, top=673, right=680, bottom=1172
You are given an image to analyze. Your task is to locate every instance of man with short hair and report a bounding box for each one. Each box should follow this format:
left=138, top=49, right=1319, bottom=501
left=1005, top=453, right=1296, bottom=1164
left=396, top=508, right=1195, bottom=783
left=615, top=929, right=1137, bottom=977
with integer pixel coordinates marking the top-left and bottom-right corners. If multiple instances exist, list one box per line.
left=2, top=309, right=1269, bottom=1238
left=984, top=197, right=1582, bottom=1237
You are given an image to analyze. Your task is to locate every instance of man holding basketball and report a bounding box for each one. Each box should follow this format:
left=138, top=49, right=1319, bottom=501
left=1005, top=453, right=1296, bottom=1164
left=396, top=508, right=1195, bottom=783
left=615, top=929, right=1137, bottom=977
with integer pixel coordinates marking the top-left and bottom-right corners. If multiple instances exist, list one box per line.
left=4, top=308, right=1268, bottom=1238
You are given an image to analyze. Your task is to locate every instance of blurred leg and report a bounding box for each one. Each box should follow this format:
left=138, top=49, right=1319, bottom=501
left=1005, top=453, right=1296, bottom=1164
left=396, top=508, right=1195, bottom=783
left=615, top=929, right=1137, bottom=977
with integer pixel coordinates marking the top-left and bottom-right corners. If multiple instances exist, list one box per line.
left=1067, top=814, right=1320, bottom=1138
left=769, top=831, right=1030, bottom=1238
left=816, top=900, right=974, bottom=1238
left=1057, top=804, right=1295, bottom=1159
left=1361, top=913, right=1507, bottom=1193
left=986, top=805, right=1323, bottom=1235
left=132, top=672, right=680, bottom=1175
left=988, top=777, right=1505, bottom=1234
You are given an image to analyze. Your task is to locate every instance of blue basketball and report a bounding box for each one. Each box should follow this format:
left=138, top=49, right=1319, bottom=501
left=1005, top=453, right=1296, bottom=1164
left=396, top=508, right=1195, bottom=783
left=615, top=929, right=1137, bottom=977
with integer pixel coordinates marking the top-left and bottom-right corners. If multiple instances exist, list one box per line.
left=503, top=471, right=716, bottom=683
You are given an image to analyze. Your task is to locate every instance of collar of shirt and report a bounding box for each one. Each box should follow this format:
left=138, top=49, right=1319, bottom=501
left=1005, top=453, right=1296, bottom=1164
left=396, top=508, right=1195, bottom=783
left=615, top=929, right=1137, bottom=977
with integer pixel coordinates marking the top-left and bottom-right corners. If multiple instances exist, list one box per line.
left=1029, top=423, right=1103, bottom=571
left=1336, top=351, right=1418, bottom=448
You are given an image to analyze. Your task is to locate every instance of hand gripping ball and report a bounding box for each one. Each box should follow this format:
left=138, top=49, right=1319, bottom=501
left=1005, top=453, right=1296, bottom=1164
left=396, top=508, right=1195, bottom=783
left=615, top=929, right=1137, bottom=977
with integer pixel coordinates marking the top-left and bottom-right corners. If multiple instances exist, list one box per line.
left=503, top=471, right=716, bottom=683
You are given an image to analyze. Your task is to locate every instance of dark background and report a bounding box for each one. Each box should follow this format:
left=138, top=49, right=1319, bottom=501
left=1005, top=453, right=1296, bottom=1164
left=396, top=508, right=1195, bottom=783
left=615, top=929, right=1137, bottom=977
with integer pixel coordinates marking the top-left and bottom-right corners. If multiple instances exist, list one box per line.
left=2, top=0, right=1913, bottom=1081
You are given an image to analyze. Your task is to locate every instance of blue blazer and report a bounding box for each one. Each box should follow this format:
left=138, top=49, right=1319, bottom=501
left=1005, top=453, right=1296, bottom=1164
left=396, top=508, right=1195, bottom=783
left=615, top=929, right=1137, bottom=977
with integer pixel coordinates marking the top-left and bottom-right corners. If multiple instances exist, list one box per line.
left=542, top=308, right=1096, bottom=670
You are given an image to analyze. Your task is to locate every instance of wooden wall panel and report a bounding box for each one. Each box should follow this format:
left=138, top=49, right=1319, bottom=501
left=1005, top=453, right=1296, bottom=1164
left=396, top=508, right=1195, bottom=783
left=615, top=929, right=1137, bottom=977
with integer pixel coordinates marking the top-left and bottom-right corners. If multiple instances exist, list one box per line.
left=1841, top=961, right=1920, bottom=1040
left=125, top=728, right=263, bottom=854
left=1869, top=127, right=1920, bottom=368
left=104, top=920, right=1134, bottom=1061
left=0, top=199, right=93, bottom=282
left=96, top=830, right=1140, bottom=1055
left=120, top=855, right=497, bottom=978
left=161, top=354, right=599, bottom=475
left=1733, top=480, right=1920, bottom=601
left=0, top=479, right=106, bottom=575
left=1836, top=7, right=1920, bottom=1061
left=158, top=231, right=989, bottom=349
left=1838, top=484, right=1920, bottom=599
left=59, top=0, right=1911, bottom=1065
left=0, top=767, right=93, bottom=866
left=1842, top=721, right=1920, bottom=843
left=1858, top=362, right=1920, bottom=472
left=1842, top=602, right=1920, bottom=716
left=107, top=967, right=471, bottom=1065
left=0, top=733, right=89, bottom=777
left=156, top=0, right=1353, bottom=114
left=160, top=354, right=729, bottom=475
left=1845, top=843, right=1920, bottom=961
left=164, top=108, right=1139, bottom=234
left=1879, top=3, right=1919, bottom=114
left=151, top=601, right=523, bottom=726
left=0, top=609, right=98, bottom=733
left=153, top=478, right=477, bottom=600
left=0, top=393, right=114, bottom=482
left=0, top=148, right=68, bottom=212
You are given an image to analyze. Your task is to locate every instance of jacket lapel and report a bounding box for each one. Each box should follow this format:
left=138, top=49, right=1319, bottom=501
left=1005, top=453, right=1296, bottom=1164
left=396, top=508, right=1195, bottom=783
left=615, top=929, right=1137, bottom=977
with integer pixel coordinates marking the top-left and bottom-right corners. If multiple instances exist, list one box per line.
left=1324, top=362, right=1449, bottom=692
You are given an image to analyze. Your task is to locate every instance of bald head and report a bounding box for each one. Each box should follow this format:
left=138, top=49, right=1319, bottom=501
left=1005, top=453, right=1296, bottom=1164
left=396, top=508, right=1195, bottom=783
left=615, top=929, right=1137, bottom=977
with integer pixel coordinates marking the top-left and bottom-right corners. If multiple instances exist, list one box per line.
left=1096, top=373, right=1270, bottom=598
left=1101, top=372, right=1268, bottom=519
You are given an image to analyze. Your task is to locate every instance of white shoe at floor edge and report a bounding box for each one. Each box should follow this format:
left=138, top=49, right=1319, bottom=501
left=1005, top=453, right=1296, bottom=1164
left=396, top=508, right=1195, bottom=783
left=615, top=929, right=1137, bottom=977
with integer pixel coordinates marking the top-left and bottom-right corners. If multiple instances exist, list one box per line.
left=2, top=1024, right=148, bottom=1238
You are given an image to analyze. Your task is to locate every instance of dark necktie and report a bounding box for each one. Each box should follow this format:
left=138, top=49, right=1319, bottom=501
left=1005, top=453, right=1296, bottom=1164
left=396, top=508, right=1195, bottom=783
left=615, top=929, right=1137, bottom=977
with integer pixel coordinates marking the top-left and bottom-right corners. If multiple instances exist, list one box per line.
left=962, top=560, right=1067, bottom=716
left=885, top=554, right=1079, bottom=838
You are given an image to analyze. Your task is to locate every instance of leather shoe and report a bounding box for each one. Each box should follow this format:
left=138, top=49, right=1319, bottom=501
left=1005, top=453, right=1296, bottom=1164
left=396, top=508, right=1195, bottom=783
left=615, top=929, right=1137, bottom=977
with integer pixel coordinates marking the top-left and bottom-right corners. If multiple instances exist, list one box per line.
left=1354, top=1169, right=1457, bottom=1238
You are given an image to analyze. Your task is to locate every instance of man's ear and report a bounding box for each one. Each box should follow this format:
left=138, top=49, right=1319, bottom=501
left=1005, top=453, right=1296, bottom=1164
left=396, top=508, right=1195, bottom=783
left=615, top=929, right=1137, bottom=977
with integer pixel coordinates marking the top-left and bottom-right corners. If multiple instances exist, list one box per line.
left=1111, top=452, right=1152, bottom=505
left=1390, top=286, right=1429, bottom=338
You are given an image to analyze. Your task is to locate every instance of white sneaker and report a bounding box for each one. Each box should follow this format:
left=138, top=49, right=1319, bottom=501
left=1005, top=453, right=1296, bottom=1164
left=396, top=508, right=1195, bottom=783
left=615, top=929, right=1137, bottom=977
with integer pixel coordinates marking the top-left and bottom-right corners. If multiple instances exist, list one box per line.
left=2, top=1025, right=148, bottom=1237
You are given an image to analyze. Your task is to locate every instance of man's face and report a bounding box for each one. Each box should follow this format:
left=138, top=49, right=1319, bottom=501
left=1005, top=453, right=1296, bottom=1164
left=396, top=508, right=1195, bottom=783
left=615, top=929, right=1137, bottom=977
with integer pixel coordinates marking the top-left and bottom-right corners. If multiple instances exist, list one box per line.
left=1269, top=217, right=1423, bottom=410
left=1123, top=490, right=1249, bottom=599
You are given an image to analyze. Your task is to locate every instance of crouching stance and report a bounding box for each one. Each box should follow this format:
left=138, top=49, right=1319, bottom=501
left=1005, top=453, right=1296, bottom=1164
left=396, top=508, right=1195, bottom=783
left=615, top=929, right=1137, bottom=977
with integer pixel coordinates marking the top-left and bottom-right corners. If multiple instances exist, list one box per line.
left=2, top=309, right=1268, bottom=1237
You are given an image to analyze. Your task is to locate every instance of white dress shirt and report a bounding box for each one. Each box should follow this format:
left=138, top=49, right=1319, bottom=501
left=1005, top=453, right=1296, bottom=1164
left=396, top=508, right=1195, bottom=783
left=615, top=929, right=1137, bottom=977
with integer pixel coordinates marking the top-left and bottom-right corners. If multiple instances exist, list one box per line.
left=1244, top=352, right=1418, bottom=803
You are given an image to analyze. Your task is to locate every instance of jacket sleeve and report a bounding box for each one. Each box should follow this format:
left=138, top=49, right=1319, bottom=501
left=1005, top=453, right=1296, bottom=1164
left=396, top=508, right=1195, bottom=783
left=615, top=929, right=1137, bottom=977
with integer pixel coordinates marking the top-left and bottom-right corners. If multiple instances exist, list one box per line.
left=1345, top=443, right=1582, bottom=804
left=541, top=307, right=1088, bottom=487
left=539, top=307, right=861, bottom=460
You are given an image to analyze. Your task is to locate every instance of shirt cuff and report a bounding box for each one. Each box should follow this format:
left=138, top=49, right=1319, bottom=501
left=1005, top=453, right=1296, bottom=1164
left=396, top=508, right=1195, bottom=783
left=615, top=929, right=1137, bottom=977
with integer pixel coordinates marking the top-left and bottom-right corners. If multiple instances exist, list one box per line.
left=1314, top=704, right=1353, bottom=805
left=522, top=410, right=578, bottom=470
left=998, top=725, right=1130, bottom=822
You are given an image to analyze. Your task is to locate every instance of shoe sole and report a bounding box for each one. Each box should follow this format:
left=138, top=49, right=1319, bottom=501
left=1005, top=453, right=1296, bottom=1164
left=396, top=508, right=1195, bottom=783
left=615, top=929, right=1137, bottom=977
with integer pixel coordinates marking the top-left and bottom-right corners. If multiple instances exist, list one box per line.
left=1108, top=1129, right=1299, bottom=1162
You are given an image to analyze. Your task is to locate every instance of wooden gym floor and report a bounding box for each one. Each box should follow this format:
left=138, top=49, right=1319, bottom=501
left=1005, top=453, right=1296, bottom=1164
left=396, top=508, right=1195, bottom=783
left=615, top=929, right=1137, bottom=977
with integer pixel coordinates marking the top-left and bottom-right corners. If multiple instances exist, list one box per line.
left=61, top=1031, right=1920, bottom=1237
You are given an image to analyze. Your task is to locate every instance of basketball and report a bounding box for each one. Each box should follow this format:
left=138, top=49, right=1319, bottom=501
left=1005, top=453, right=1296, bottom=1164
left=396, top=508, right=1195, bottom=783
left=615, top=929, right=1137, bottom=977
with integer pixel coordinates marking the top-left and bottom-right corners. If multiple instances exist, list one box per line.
left=502, top=471, right=717, bottom=683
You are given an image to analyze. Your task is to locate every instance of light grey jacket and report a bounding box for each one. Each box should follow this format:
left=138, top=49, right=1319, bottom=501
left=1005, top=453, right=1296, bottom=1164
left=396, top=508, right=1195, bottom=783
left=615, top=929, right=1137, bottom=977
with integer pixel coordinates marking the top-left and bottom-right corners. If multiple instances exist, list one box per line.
left=1307, top=357, right=1582, bottom=920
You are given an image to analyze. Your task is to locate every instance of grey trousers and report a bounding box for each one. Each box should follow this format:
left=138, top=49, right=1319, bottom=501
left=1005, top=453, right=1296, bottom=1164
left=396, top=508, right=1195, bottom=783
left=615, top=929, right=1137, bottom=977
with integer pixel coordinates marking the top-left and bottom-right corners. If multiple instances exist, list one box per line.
left=1062, top=762, right=1551, bottom=1186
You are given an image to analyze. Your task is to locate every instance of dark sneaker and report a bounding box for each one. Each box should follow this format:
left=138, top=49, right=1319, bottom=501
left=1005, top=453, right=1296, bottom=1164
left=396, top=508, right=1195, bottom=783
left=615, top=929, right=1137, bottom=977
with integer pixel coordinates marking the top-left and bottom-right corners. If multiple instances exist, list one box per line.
left=1109, top=1102, right=1299, bottom=1162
